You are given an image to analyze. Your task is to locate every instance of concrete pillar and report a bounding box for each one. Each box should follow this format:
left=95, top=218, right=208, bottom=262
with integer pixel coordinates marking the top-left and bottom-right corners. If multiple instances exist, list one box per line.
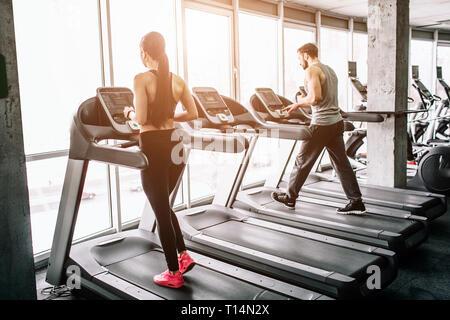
left=0, top=0, right=37, bottom=299
left=366, top=0, right=409, bottom=188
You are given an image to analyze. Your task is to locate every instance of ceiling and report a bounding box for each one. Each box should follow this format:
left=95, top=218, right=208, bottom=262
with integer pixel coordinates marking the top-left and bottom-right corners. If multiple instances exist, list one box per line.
left=286, top=0, right=450, bottom=30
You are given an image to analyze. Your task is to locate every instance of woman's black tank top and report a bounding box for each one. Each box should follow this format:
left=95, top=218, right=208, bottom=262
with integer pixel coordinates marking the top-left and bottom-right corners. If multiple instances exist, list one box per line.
left=145, top=69, right=177, bottom=125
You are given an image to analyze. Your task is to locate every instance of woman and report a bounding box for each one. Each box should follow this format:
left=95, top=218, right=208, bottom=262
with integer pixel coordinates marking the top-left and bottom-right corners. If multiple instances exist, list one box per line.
left=123, top=32, right=198, bottom=288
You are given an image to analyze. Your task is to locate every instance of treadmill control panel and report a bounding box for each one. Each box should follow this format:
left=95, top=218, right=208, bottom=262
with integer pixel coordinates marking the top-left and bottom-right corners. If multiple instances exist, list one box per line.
left=411, top=66, right=434, bottom=101
left=97, top=87, right=140, bottom=134
left=413, top=80, right=433, bottom=100
left=193, top=87, right=234, bottom=125
left=298, top=86, right=308, bottom=97
left=411, top=79, right=433, bottom=104
left=348, top=61, right=357, bottom=78
left=350, top=79, right=367, bottom=102
left=255, top=88, right=289, bottom=119
left=348, top=61, right=367, bottom=102
left=412, top=65, right=419, bottom=80
left=437, top=67, right=450, bottom=100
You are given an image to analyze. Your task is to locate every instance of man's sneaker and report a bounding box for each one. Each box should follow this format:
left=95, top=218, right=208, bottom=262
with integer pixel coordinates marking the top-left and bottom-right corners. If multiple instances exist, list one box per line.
left=271, top=192, right=296, bottom=210
left=153, top=270, right=184, bottom=288
left=178, top=252, right=196, bottom=274
left=336, top=200, right=366, bottom=215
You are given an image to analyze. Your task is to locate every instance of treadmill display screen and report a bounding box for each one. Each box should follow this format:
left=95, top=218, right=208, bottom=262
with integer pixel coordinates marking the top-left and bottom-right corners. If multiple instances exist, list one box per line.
left=257, top=90, right=283, bottom=110
left=101, top=92, right=133, bottom=115
left=196, top=92, right=227, bottom=109
left=412, top=65, right=419, bottom=80
left=437, top=66, right=442, bottom=80
left=348, top=61, right=357, bottom=78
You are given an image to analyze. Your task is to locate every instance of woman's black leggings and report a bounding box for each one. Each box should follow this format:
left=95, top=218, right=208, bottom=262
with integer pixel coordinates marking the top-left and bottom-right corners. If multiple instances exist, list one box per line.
left=139, top=129, right=186, bottom=272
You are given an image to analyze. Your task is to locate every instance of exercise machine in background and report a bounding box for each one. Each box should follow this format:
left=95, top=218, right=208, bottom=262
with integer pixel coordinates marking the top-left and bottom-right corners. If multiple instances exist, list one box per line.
left=344, top=62, right=450, bottom=196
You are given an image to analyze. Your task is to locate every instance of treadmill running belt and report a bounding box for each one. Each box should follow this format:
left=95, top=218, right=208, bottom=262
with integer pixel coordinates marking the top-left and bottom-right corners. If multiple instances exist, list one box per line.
left=265, top=201, right=419, bottom=233
left=90, top=237, right=292, bottom=300
left=107, top=250, right=290, bottom=300
left=248, top=190, right=421, bottom=235
left=304, top=180, right=439, bottom=208
left=201, top=220, right=385, bottom=278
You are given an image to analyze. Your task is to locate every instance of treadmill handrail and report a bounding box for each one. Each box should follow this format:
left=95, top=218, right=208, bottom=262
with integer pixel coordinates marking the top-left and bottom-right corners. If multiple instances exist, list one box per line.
left=251, top=92, right=386, bottom=124
left=341, top=111, right=384, bottom=123
left=70, top=109, right=148, bottom=169
left=219, top=96, right=313, bottom=141
left=177, top=123, right=250, bottom=153
left=83, top=143, right=148, bottom=170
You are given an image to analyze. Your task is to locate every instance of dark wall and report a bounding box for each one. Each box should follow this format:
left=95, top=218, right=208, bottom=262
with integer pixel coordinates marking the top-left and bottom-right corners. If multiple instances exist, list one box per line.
left=0, top=0, right=36, bottom=300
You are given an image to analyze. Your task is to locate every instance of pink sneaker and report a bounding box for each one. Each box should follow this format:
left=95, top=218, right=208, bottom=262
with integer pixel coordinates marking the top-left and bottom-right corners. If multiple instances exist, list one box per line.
left=153, top=270, right=184, bottom=288
left=178, top=252, right=196, bottom=274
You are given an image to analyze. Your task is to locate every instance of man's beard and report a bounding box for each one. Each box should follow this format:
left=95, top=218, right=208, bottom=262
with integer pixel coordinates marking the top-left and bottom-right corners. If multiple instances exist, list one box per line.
left=302, top=60, right=309, bottom=70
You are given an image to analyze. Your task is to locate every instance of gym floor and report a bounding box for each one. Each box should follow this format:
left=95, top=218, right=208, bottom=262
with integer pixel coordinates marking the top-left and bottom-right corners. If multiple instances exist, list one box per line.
left=34, top=199, right=450, bottom=300
left=376, top=199, right=450, bottom=300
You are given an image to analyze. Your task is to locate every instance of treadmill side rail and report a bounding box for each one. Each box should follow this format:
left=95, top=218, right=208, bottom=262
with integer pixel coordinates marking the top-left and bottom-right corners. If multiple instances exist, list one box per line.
left=192, top=234, right=355, bottom=284
left=244, top=217, right=397, bottom=257
left=46, top=159, right=88, bottom=285
left=93, top=273, right=164, bottom=300
left=188, top=252, right=328, bottom=300
left=358, top=182, right=447, bottom=207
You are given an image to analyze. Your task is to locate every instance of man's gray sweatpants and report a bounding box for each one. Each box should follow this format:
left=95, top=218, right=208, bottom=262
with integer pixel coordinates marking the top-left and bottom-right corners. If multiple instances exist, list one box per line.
left=287, top=120, right=362, bottom=201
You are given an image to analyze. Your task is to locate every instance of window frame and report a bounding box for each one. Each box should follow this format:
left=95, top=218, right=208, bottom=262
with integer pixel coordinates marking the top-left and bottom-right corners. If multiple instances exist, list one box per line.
left=319, top=26, right=352, bottom=110
left=282, top=22, right=316, bottom=97
left=182, top=1, right=235, bottom=98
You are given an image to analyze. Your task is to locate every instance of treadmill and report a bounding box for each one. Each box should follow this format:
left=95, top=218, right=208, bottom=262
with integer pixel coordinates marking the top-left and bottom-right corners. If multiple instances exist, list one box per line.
left=174, top=87, right=398, bottom=299
left=226, top=88, right=429, bottom=256
left=434, top=66, right=450, bottom=140
left=257, top=88, right=446, bottom=219
left=410, top=65, right=449, bottom=145
left=45, top=87, right=328, bottom=300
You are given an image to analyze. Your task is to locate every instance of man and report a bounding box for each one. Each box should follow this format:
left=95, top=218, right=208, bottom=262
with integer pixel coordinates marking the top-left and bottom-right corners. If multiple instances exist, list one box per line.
left=271, top=43, right=366, bottom=215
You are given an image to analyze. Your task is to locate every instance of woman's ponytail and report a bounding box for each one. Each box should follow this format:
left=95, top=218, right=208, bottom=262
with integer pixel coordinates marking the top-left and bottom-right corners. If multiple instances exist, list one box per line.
left=140, top=32, right=172, bottom=127
left=153, top=52, right=171, bottom=127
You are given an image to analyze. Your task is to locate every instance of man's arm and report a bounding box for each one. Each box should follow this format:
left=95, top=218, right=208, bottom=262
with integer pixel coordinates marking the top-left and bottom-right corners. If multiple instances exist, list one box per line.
left=283, top=67, right=322, bottom=113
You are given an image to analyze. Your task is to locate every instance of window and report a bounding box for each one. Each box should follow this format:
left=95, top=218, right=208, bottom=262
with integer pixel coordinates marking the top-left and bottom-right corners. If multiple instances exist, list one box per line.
left=117, top=167, right=148, bottom=223
left=185, top=8, right=233, bottom=96
left=410, top=39, right=434, bottom=93
left=119, top=166, right=184, bottom=223
left=352, top=32, right=368, bottom=85
left=239, top=12, right=278, bottom=104
left=13, top=0, right=102, bottom=155
left=320, top=27, right=350, bottom=110
left=27, top=157, right=67, bottom=254
left=73, top=163, right=111, bottom=240
left=284, top=26, right=315, bottom=99
left=242, top=137, right=283, bottom=187
left=351, top=32, right=368, bottom=109
left=184, top=7, right=234, bottom=201
left=188, top=151, right=240, bottom=201
left=13, top=0, right=107, bottom=255
left=109, top=0, right=177, bottom=89
left=437, top=45, right=450, bottom=98
left=28, top=158, right=111, bottom=254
